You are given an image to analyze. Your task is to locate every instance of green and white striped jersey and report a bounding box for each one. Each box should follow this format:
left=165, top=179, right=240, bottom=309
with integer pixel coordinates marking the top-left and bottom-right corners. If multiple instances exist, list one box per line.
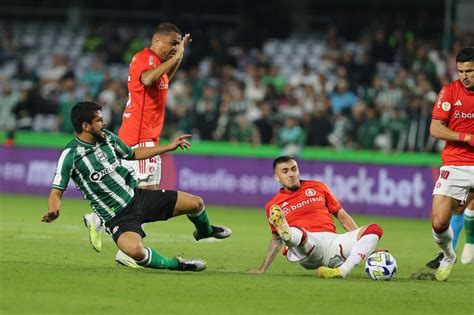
left=52, top=130, right=137, bottom=222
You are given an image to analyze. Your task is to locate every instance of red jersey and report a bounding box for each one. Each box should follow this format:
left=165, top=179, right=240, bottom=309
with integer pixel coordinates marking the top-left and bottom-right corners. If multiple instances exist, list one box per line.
left=265, top=180, right=342, bottom=234
left=119, top=48, right=169, bottom=146
left=432, top=80, right=474, bottom=166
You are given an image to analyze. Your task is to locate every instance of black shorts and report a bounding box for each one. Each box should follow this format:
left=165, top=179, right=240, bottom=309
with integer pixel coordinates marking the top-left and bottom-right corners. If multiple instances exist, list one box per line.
left=105, top=188, right=178, bottom=242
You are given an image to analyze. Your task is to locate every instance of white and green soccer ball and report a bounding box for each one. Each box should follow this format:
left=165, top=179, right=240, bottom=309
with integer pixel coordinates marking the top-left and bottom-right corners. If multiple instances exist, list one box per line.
left=365, top=251, right=397, bottom=280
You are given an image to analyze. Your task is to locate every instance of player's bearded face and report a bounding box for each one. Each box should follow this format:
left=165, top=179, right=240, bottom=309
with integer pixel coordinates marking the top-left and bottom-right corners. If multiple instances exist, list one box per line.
left=89, top=111, right=106, bottom=141
left=457, top=61, right=474, bottom=90
left=275, top=161, right=301, bottom=190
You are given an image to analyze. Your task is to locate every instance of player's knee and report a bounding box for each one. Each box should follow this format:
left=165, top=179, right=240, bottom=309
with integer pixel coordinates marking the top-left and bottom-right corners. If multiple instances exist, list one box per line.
left=122, top=244, right=146, bottom=261
left=432, top=221, right=449, bottom=233
left=191, top=195, right=204, bottom=212
left=361, top=224, right=383, bottom=239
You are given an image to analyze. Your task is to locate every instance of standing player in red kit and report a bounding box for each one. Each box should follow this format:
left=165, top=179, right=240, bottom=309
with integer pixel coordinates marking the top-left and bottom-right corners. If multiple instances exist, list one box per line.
left=82, top=23, right=230, bottom=267
left=248, top=156, right=384, bottom=278
left=427, top=46, right=474, bottom=281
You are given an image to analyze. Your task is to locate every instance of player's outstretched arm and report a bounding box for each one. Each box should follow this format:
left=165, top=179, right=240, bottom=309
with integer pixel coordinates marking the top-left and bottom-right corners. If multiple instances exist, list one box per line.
left=430, top=119, right=474, bottom=145
left=42, top=188, right=64, bottom=223
left=248, top=234, right=283, bottom=274
left=335, top=208, right=358, bottom=232
left=131, top=134, right=192, bottom=160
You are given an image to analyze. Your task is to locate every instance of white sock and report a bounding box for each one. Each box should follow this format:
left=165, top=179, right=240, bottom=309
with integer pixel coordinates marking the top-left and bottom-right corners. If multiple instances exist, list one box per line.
left=432, top=227, right=456, bottom=259
left=338, top=234, right=379, bottom=277
left=464, top=208, right=474, bottom=218
left=287, top=227, right=315, bottom=256
left=187, top=207, right=205, bottom=217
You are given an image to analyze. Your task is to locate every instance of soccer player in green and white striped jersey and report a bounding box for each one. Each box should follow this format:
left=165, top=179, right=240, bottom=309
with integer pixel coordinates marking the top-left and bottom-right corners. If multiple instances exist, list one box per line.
left=42, top=101, right=231, bottom=271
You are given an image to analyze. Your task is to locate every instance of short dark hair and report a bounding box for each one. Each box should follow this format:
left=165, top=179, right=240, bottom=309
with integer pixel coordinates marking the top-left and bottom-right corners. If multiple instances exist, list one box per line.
left=154, top=22, right=182, bottom=36
left=456, top=46, right=474, bottom=63
left=273, top=156, right=296, bottom=170
left=71, top=101, right=102, bottom=133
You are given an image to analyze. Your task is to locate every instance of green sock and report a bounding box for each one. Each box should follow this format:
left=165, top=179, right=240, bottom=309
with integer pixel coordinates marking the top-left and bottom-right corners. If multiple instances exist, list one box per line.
left=187, top=209, right=213, bottom=236
left=137, top=247, right=179, bottom=270
left=464, top=209, right=474, bottom=243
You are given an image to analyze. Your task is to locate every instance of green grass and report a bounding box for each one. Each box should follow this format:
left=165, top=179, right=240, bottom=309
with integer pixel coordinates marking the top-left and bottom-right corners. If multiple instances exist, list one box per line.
left=0, top=193, right=473, bottom=315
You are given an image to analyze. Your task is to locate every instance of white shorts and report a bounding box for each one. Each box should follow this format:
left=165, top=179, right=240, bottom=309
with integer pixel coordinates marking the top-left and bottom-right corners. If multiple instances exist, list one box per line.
left=122, top=141, right=162, bottom=187
left=432, top=166, right=474, bottom=204
left=286, top=227, right=363, bottom=269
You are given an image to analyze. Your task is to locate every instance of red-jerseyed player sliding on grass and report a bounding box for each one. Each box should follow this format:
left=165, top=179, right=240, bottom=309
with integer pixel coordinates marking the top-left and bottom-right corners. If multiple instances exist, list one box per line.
left=43, top=101, right=231, bottom=272
left=248, top=156, right=384, bottom=278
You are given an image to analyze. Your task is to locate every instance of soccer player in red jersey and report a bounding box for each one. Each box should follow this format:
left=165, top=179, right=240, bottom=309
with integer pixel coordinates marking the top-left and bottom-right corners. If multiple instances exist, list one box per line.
left=428, top=46, right=474, bottom=281
left=249, top=156, right=384, bottom=278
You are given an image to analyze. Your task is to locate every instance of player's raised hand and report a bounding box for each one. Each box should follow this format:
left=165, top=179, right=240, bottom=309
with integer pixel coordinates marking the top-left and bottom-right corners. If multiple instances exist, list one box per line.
left=174, top=33, right=191, bottom=61
left=171, top=134, right=192, bottom=151
left=41, top=210, right=59, bottom=223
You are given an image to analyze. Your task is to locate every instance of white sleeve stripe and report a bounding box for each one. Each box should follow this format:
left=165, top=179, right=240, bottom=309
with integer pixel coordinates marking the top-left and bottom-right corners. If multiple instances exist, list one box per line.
left=56, top=148, right=72, bottom=173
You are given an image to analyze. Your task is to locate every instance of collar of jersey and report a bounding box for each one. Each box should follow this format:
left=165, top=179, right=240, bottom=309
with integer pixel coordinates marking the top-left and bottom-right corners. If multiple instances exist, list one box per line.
left=75, top=137, right=97, bottom=147
left=279, top=181, right=304, bottom=194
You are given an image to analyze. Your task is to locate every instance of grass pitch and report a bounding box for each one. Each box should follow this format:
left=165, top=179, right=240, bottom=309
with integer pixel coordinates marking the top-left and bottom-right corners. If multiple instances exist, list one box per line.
left=0, top=193, right=473, bottom=315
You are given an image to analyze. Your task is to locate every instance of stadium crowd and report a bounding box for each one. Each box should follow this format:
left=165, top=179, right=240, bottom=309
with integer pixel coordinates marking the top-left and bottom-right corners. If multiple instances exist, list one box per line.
left=0, top=19, right=473, bottom=155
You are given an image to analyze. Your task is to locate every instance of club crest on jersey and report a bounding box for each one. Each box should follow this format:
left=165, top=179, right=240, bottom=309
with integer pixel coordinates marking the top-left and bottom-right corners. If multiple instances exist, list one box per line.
left=95, top=151, right=107, bottom=162
left=441, top=102, right=451, bottom=111
left=148, top=55, right=154, bottom=66
left=305, top=188, right=317, bottom=196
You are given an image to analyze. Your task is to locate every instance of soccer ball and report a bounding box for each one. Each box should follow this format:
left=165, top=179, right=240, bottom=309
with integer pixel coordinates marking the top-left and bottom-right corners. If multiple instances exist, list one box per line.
left=365, top=251, right=397, bottom=280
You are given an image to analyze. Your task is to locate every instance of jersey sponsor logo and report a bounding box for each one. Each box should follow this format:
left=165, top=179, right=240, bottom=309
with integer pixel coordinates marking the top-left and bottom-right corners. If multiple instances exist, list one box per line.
left=454, top=110, right=474, bottom=119
left=281, top=196, right=324, bottom=214
left=305, top=188, right=317, bottom=196
left=454, top=100, right=462, bottom=106
left=90, top=160, right=120, bottom=182
left=441, top=102, right=451, bottom=111
left=158, top=81, right=168, bottom=89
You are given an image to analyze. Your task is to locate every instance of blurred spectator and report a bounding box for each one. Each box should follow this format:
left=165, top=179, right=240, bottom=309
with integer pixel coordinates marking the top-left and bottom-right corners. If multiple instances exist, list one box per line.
left=278, top=116, right=305, bottom=157
left=0, top=83, right=20, bottom=132
left=253, top=102, right=274, bottom=144
left=330, top=79, right=358, bottom=114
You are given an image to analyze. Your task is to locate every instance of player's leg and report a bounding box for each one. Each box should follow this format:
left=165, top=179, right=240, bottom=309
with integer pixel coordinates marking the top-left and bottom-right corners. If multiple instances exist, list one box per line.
left=83, top=212, right=104, bottom=252
left=115, top=231, right=205, bottom=271
left=461, top=197, right=474, bottom=264
left=172, top=191, right=232, bottom=240
left=268, top=205, right=318, bottom=262
left=114, top=152, right=160, bottom=267
left=432, top=194, right=459, bottom=281
left=317, top=224, right=383, bottom=278
left=425, top=204, right=464, bottom=269
left=107, top=203, right=206, bottom=272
